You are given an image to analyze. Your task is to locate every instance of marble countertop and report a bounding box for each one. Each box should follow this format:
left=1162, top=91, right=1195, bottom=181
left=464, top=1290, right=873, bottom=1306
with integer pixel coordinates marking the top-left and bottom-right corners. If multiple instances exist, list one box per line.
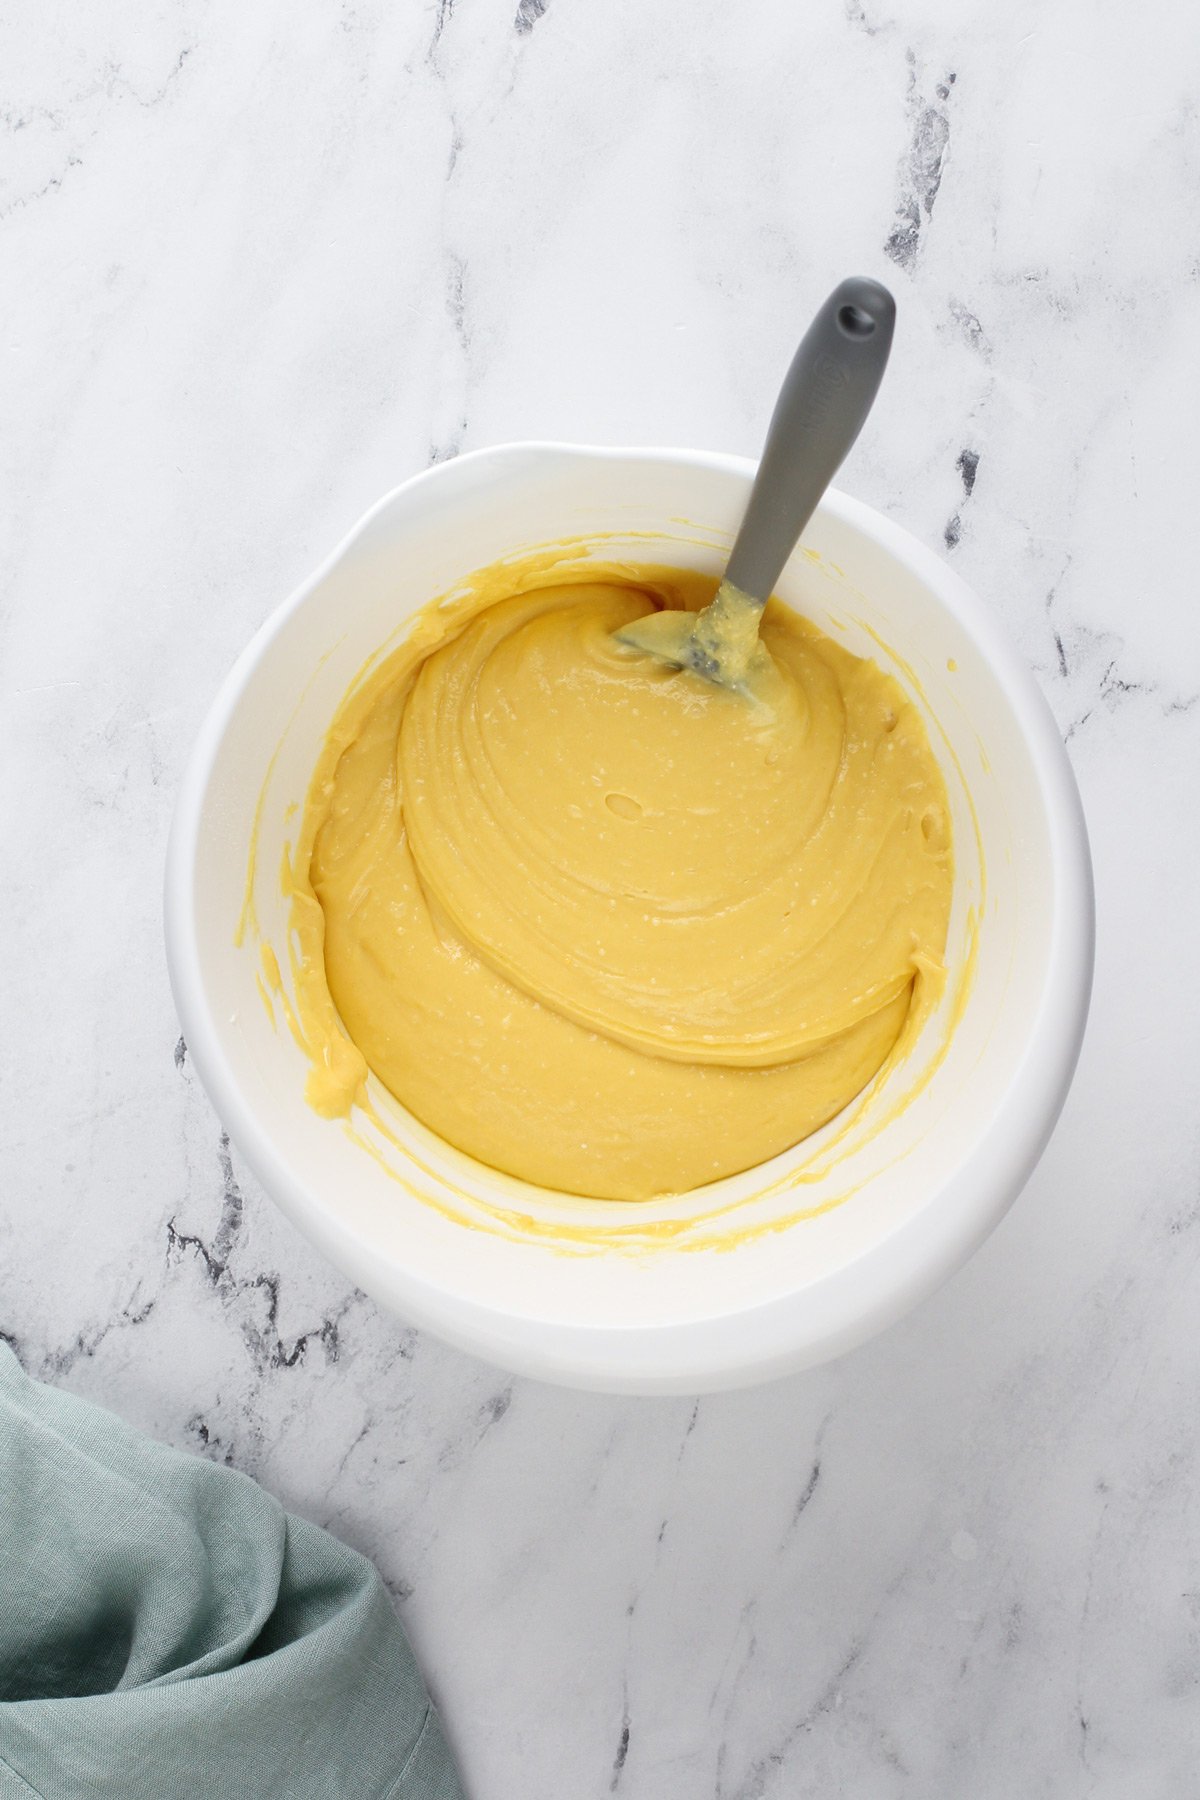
left=3, top=0, right=1198, bottom=1793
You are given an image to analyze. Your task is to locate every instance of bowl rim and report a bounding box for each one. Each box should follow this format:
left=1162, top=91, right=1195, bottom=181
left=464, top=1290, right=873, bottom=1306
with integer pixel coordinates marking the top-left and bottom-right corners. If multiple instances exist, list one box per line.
left=164, top=441, right=1095, bottom=1393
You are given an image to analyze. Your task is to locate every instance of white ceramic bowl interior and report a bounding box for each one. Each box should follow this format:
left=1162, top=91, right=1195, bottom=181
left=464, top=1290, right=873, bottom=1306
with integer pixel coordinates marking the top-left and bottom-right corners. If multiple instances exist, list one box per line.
left=165, top=445, right=1093, bottom=1393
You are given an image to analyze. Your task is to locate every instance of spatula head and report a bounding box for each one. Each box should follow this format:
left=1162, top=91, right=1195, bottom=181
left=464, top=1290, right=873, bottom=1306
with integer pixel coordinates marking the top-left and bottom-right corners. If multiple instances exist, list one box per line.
left=615, top=579, right=767, bottom=690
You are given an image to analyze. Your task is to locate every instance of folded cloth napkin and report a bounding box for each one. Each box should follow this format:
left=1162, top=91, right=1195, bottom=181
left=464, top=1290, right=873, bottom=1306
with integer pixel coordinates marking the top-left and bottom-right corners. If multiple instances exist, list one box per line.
left=0, top=1346, right=463, bottom=1800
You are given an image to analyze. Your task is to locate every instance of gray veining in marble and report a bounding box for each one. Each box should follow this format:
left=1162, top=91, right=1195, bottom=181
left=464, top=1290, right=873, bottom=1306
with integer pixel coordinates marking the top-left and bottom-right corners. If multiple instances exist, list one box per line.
left=2, top=1, right=1199, bottom=1795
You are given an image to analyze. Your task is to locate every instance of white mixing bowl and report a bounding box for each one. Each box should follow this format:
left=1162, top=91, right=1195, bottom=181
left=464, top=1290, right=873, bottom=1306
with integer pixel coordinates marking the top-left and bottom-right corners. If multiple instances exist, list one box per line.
left=165, top=445, right=1093, bottom=1394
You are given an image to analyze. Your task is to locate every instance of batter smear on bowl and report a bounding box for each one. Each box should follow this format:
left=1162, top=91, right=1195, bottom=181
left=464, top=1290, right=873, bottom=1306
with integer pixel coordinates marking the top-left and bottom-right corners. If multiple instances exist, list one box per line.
left=289, top=556, right=953, bottom=1202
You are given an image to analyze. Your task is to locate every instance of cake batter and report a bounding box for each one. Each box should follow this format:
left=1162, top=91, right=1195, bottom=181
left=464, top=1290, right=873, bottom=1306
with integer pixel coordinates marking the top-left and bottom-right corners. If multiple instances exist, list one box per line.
left=288, top=558, right=953, bottom=1201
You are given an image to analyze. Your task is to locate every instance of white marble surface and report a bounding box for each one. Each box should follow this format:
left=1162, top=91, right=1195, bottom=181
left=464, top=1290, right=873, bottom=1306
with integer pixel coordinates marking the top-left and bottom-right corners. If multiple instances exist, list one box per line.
left=2, top=0, right=1199, bottom=1793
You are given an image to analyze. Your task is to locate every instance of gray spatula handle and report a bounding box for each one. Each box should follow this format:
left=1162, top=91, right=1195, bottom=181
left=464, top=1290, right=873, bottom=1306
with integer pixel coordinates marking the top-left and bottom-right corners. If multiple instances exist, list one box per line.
left=724, top=276, right=896, bottom=605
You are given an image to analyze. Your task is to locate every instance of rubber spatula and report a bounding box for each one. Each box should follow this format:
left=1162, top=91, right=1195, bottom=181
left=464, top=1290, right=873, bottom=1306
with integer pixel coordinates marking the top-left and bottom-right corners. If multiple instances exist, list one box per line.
left=616, top=276, right=896, bottom=689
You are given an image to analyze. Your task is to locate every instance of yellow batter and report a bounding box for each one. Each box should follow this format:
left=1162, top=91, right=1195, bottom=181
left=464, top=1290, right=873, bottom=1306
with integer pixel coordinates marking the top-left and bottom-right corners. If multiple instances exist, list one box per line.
left=288, top=557, right=953, bottom=1202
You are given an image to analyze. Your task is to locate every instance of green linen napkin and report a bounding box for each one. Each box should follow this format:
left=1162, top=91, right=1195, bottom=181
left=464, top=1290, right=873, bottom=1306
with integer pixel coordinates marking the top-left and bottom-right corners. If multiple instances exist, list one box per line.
left=0, top=1346, right=464, bottom=1800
